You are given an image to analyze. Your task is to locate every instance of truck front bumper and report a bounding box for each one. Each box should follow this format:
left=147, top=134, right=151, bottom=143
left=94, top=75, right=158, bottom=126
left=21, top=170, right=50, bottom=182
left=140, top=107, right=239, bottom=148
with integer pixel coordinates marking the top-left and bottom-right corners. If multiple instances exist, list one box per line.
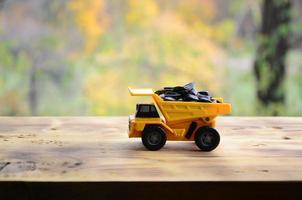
left=128, top=115, right=136, bottom=137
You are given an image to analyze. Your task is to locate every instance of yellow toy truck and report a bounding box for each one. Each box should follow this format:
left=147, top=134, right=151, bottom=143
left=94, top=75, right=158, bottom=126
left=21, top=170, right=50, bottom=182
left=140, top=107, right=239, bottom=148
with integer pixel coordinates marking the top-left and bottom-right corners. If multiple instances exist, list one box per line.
left=128, top=87, right=231, bottom=151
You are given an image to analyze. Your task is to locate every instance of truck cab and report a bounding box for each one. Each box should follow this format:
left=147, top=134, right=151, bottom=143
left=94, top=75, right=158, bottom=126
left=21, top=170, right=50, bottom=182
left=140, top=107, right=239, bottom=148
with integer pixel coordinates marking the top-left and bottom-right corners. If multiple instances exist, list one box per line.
left=128, top=104, right=161, bottom=138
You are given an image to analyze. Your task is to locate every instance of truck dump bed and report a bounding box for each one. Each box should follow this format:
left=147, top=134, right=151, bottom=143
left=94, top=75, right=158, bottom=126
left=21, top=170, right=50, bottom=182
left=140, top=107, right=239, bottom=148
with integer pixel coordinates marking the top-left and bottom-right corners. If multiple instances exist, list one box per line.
left=129, top=88, right=231, bottom=122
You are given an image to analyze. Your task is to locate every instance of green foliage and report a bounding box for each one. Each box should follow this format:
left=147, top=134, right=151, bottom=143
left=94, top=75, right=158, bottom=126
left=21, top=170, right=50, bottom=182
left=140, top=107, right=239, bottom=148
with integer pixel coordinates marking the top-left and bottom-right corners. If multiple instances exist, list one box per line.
left=0, top=42, right=30, bottom=115
left=285, top=51, right=302, bottom=116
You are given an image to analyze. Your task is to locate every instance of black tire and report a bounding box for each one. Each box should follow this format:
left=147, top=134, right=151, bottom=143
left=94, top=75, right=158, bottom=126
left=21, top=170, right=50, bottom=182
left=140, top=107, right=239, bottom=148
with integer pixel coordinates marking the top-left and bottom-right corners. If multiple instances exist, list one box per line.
left=142, top=126, right=166, bottom=151
left=195, top=126, right=220, bottom=151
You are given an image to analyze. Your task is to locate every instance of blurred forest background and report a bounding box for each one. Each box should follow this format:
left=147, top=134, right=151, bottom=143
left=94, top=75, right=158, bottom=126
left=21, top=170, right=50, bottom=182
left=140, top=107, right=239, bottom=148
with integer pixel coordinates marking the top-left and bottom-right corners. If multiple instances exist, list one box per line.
left=0, top=0, right=301, bottom=116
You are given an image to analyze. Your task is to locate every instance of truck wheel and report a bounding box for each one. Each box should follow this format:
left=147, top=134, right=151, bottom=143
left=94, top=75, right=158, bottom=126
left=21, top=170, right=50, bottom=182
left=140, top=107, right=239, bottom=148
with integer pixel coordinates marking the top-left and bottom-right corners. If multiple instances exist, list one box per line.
left=142, top=126, right=166, bottom=151
left=195, top=126, right=220, bottom=151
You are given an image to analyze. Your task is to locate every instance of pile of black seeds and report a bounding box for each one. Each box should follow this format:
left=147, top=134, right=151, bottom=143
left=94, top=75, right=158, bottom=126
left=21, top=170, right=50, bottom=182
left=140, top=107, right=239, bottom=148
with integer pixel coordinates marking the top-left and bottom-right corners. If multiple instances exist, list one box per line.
left=155, top=83, right=220, bottom=103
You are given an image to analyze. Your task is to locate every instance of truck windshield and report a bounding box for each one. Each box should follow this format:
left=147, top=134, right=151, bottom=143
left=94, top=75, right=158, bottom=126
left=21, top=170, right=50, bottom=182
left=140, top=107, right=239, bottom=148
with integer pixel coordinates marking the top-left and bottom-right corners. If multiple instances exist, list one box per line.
left=135, top=104, right=160, bottom=118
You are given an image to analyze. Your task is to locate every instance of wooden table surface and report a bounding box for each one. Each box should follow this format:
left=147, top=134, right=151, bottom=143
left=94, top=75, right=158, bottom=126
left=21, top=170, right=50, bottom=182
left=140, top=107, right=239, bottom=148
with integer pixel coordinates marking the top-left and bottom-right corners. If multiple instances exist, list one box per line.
left=0, top=117, right=301, bottom=182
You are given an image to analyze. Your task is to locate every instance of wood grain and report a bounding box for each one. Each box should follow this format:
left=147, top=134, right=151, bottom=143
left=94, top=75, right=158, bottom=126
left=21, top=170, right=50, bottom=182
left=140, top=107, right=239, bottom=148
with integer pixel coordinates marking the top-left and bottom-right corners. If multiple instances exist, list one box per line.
left=0, top=117, right=301, bottom=181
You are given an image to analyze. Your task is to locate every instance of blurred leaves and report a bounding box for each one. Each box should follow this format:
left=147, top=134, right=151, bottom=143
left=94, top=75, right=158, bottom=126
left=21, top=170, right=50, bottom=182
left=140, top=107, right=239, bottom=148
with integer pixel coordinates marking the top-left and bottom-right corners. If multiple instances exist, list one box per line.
left=69, top=0, right=106, bottom=53
left=0, top=0, right=301, bottom=116
left=126, top=0, right=159, bottom=28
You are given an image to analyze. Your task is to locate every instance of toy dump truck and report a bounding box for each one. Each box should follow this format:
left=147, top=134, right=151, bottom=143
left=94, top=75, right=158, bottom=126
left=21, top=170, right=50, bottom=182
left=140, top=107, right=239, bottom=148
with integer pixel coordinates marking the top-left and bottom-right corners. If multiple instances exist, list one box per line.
left=128, top=87, right=231, bottom=151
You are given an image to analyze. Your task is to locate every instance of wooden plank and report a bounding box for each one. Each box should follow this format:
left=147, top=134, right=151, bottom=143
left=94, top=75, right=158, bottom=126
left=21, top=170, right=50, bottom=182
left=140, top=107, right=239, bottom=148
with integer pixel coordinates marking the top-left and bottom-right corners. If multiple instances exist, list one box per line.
left=0, top=117, right=301, bottom=181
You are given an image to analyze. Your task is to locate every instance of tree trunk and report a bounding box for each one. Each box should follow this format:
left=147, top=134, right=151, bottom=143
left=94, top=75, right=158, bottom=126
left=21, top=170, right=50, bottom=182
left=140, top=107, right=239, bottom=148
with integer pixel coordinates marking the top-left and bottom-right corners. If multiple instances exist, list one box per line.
left=254, top=0, right=291, bottom=115
left=29, top=64, right=38, bottom=115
